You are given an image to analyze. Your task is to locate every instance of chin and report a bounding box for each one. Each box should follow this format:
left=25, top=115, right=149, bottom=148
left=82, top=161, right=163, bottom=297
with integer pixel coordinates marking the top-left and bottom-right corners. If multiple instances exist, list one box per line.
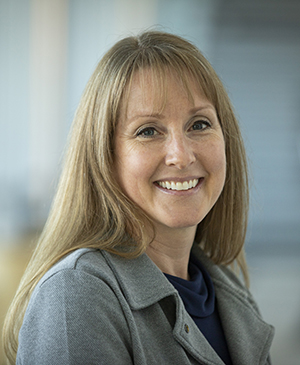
left=157, top=218, right=202, bottom=231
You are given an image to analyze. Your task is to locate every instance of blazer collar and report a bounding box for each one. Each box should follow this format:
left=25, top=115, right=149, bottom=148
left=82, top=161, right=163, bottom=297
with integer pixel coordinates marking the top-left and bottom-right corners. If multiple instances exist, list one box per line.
left=192, top=246, right=275, bottom=364
left=102, top=250, right=177, bottom=310
left=102, top=247, right=274, bottom=364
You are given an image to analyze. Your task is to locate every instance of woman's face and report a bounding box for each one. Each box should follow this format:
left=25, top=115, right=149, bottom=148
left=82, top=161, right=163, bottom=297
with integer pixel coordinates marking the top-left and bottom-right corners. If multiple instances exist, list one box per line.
left=114, top=70, right=226, bottom=239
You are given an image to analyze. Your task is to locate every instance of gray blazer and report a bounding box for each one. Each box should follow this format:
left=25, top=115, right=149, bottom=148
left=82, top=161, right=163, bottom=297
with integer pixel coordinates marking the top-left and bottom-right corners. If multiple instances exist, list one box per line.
left=17, top=247, right=274, bottom=364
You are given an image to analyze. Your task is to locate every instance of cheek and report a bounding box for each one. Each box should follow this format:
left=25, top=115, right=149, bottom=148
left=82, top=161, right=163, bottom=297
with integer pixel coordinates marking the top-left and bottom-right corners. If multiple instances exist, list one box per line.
left=214, top=146, right=226, bottom=176
left=114, top=147, right=152, bottom=192
left=215, top=147, right=226, bottom=194
left=201, top=138, right=226, bottom=175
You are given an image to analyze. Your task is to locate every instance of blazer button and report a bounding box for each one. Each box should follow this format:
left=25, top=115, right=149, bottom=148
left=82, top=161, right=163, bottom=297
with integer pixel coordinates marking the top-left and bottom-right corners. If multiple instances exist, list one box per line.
left=184, top=324, right=189, bottom=333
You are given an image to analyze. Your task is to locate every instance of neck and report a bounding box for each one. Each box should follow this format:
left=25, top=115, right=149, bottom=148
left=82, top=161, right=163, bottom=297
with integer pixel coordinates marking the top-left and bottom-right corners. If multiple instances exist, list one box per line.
left=146, top=227, right=196, bottom=280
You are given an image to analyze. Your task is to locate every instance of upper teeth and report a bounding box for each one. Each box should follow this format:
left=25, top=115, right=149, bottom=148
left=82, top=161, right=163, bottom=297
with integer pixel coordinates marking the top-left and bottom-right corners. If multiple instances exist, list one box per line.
left=157, top=179, right=199, bottom=191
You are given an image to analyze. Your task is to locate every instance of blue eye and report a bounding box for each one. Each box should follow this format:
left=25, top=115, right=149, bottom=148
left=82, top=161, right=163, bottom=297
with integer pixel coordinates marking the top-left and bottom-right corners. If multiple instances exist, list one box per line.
left=137, top=127, right=158, bottom=138
left=192, top=120, right=210, bottom=130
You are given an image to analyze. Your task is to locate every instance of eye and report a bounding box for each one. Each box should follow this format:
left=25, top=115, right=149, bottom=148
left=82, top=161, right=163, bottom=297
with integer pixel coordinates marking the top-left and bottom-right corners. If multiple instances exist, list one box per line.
left=136, top=127, right=158, bottom=138
left=191, top=120, right=211, bottom=131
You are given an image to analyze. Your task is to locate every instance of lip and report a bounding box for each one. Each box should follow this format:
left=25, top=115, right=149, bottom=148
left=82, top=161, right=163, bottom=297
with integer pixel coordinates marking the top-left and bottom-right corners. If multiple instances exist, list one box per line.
left=156, top=176, right=201, bottom=184
left=154, top=177, right=204, bottom=195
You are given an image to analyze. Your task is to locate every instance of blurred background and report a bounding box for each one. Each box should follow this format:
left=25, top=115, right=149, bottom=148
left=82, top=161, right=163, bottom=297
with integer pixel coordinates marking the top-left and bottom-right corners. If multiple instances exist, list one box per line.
left=1, top=0, right=300, bottom=363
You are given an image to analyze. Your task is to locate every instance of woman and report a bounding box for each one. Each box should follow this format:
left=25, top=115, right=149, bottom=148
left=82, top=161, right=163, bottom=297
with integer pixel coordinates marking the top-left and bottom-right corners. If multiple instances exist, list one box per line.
left=3, top=31, right=274, bottom=364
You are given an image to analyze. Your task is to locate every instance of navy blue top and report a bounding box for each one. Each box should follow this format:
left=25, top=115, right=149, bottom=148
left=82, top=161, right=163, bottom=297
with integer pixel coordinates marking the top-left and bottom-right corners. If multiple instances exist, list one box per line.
left=164, top=254, right=233, bottom=365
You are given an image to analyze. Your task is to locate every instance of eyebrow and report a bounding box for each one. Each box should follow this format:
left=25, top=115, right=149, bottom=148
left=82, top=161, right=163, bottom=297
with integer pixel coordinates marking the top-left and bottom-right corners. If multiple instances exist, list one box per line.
left=128, top=104, right=215, bottom=123
left=190, top=104, right=216, bottom=114
left=128, top=112, right=165, bottom=122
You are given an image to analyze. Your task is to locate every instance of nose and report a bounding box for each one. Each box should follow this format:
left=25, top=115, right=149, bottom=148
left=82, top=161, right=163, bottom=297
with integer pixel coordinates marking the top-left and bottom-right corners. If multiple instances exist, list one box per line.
left=164, top=133, right=196, bottom=169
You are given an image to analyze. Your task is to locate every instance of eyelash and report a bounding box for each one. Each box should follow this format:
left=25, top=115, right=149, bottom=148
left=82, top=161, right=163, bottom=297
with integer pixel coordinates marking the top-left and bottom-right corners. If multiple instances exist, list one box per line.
left=136, top=127, right=159, bottom=138
left=190, top=119, right=211, bottom=131
left=136, top=119, right=211, bottom=138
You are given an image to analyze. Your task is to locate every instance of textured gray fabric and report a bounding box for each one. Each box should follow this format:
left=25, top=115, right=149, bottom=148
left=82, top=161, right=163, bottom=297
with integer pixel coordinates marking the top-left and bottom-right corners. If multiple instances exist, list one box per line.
left=17, top=246, right=274, bottom=364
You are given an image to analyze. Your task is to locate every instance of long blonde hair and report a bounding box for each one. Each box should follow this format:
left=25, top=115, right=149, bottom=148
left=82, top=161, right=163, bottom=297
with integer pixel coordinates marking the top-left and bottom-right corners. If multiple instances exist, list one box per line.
left=3, top=30, right=249, bottom=363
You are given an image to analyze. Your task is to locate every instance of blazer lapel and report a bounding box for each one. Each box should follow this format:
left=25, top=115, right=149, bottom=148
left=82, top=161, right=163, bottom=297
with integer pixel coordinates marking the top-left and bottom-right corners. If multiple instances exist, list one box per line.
left=192, top=245, right=274, bottom=364
left=214, top=280, right=274, bottom=364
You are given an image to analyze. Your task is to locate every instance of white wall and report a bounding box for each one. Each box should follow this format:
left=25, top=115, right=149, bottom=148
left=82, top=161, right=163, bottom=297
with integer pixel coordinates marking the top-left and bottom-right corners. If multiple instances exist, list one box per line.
left=0, top=0, right=30, bottom=240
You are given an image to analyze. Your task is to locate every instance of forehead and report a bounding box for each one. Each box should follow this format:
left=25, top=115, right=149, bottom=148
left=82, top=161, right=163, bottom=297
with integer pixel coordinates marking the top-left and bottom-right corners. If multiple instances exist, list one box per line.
left=120, top=68, right=211, bottom=119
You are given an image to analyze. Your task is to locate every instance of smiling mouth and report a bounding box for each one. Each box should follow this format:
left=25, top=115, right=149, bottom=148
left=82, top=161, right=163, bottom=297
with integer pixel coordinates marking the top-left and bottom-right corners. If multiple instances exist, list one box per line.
left=156, top=179, right=199, bottom=191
